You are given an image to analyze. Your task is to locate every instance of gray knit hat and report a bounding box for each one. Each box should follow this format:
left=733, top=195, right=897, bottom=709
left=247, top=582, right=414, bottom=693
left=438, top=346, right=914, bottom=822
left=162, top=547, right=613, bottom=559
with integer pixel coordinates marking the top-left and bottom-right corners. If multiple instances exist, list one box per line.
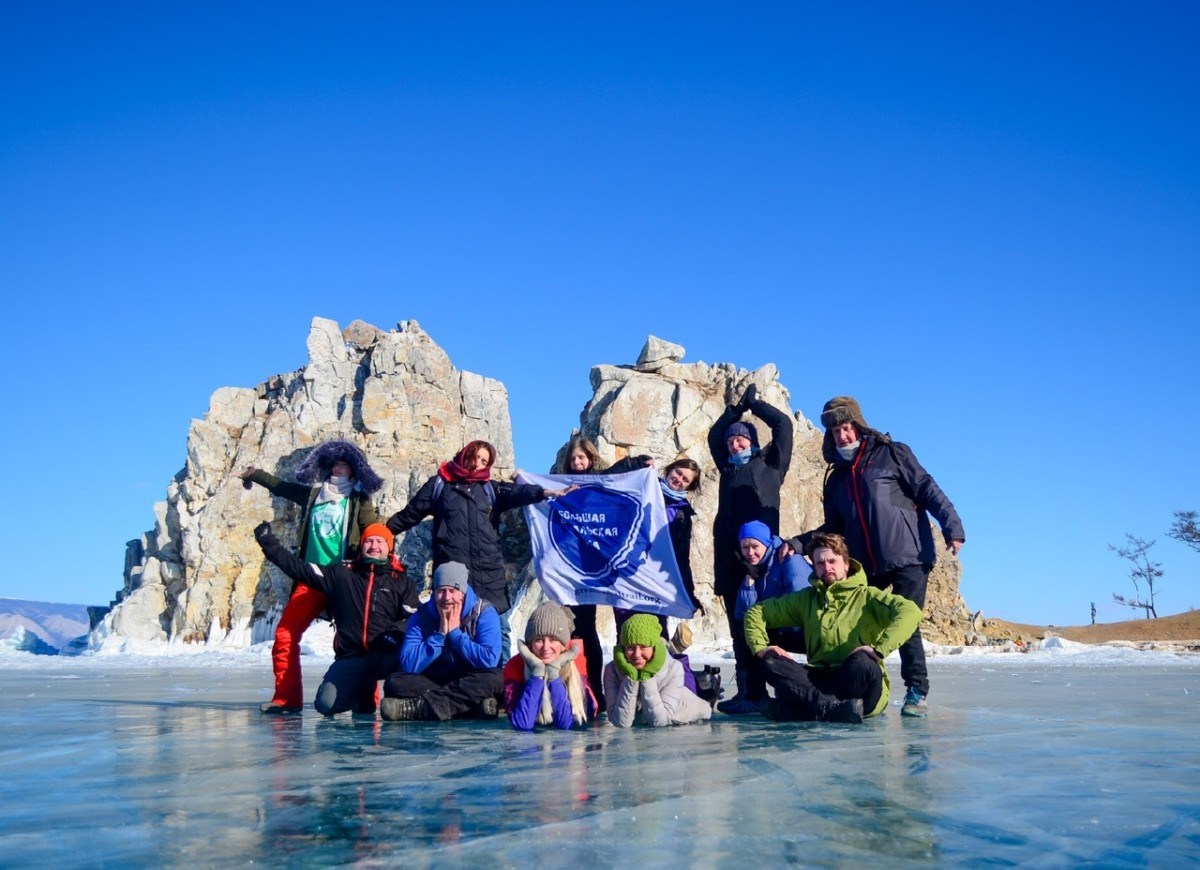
left=525, top=602, right=574, bottom=645
left=433, top=561, right=470, bottom=593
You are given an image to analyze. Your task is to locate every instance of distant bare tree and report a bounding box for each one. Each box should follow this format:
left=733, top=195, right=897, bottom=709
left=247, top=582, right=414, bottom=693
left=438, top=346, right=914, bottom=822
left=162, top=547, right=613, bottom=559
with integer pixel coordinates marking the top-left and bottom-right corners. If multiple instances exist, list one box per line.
left=1168, top=510, right=1200, bottom=554
left=1109, top=534, right=1161, bottom=619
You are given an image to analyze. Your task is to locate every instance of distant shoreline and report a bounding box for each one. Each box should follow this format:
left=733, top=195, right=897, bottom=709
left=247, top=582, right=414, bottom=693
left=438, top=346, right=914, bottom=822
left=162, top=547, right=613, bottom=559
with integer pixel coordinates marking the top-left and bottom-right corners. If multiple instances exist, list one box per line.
left=981, top=609, right=1200, bottom=646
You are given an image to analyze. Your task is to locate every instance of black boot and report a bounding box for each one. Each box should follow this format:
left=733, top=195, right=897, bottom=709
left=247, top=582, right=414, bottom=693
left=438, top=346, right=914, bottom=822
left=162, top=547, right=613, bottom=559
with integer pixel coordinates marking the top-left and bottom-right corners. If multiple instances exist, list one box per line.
left=381, top=696, right=432, bottom=721
left=759, top=697, right=801, bottom=721
left=717, top=669, right=760, bottom=715
left=819, top=698, right=865, bottom=724
left=762, top=691, right=863, bottom=724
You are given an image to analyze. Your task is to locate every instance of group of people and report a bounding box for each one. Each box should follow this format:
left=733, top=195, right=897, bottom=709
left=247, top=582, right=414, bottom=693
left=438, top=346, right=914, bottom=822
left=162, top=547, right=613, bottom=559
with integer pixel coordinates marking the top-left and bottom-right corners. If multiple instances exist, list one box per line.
left=241, top=387, right=963, bottom=729
left=709, top=390, right=965, bottom=722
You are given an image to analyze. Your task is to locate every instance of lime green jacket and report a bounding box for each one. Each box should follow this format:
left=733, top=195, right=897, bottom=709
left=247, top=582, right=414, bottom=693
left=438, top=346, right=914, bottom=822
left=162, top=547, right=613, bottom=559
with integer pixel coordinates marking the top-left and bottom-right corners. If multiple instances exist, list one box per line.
left=743, top=559, right=921, bottom=716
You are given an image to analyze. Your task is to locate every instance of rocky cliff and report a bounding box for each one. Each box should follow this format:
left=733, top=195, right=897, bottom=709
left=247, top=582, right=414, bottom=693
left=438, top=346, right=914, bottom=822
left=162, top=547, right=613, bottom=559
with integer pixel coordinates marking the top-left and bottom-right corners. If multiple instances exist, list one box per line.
left=525, top=335, right=971, bottom=647
left=95, top=320, right=972, bottom=651
left=96, top=318, right=517, bottom=647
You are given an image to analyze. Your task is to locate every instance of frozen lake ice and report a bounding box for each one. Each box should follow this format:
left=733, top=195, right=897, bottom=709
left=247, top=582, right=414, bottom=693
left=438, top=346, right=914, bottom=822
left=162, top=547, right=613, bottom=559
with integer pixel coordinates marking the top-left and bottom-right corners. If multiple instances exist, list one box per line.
left=1, top=646, right=1197, bottom=867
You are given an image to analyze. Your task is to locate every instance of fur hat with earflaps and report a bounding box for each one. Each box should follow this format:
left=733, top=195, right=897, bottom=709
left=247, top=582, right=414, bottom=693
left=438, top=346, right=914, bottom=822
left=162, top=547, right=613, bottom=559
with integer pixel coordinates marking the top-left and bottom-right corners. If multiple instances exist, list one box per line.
left=819, top=396, right=887, bottom=463
left=820, top=396, right=868, bottom=431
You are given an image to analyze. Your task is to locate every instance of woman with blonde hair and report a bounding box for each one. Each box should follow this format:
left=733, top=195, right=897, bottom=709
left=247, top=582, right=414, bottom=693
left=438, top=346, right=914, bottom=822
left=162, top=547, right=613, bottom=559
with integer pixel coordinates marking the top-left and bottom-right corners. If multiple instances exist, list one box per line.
left=503, top=601, right=598, bottom=730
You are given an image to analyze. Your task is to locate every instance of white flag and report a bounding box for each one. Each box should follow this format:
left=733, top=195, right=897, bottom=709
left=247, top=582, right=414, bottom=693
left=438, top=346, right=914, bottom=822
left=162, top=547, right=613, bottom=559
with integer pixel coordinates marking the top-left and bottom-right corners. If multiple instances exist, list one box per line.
left=518, top=467, right=694, bottom=618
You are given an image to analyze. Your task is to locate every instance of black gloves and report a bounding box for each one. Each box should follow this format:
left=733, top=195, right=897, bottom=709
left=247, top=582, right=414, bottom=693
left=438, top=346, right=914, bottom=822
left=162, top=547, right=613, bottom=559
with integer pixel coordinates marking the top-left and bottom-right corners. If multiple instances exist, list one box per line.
left=372, top=630, right=404, bottom=653
left=738, top=383, right=758, bottom=411
left=253, top=521, right=273, bottom=545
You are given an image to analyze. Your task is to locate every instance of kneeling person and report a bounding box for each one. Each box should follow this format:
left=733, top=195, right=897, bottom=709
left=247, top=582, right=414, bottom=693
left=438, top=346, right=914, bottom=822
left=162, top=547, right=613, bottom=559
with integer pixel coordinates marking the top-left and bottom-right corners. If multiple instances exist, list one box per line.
left=382, top=562, right=503, bottom=721
left=744, top=532, right=920, bottom=724
left=604, top=614, right=712, bottom=727
left=254, top=521, right=419, bottom=717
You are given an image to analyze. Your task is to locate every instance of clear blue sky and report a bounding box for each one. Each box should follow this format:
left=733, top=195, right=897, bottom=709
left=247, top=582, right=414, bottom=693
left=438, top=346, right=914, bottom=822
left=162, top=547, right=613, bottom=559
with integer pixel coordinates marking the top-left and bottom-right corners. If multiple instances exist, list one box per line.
left=2, top=3, right=1197, bottom=626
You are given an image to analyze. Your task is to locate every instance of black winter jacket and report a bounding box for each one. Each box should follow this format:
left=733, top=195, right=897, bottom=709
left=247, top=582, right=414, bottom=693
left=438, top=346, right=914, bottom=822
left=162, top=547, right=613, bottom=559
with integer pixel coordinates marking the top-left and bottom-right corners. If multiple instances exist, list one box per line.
left=257, top=529, right=419, bottom=658
left=803, top=434, right=965, bottom=576
left=708, top=400, right=794, bottom=596
left=668, top=499, right=699, bottom=610
left=385, top=475, right=546, bottom=613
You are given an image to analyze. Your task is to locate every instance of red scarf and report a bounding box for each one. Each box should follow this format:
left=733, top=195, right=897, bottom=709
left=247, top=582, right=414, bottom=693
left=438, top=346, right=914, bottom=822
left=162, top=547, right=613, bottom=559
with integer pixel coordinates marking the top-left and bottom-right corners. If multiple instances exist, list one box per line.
left=438, top=442, right=494, bottom=484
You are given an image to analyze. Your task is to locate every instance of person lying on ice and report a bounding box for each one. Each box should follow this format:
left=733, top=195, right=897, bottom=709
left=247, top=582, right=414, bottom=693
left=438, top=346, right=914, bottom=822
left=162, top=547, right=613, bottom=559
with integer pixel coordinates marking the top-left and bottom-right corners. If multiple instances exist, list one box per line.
left=381, top=562, right=504, bottom=721
left=253, top=521, right=419, bottom=717
left=503, top=601, right=598, bottom=731
left=743, top=532, right=920, bottom=724
left=603, top=614, right=712, bottom=727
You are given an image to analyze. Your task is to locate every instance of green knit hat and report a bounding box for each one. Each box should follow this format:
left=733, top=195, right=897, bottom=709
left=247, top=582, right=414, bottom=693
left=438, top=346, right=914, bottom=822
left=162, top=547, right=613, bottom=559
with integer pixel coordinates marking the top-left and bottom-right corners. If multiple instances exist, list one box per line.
left=619, top=614, right=663, bottom=647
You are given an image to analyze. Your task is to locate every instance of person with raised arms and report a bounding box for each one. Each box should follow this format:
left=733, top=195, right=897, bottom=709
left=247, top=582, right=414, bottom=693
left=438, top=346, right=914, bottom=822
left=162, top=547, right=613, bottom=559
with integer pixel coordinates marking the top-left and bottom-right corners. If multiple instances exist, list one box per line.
left=707, top=384, right=793, bottom=713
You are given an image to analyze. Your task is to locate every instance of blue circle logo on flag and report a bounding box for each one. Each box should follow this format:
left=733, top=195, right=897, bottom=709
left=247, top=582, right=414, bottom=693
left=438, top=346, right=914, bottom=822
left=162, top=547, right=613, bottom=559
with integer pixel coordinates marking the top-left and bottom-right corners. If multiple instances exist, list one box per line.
left=548, top=484, right=647, bottom=587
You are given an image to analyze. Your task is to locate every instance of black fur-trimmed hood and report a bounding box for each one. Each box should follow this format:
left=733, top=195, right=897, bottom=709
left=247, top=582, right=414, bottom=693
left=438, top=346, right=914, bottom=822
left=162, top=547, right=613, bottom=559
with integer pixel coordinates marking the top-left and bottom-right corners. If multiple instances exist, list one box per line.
left=293, top=440, right=384, bottom=493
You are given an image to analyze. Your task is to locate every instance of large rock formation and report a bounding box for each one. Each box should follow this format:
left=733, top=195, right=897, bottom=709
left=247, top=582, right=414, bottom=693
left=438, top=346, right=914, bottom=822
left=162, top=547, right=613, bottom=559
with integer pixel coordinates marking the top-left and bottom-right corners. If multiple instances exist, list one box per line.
left=95, top=322, right=973, bottom=652
left=95, top=318, right=518, bottom=648
left=529, top=336, right=971, bottom=647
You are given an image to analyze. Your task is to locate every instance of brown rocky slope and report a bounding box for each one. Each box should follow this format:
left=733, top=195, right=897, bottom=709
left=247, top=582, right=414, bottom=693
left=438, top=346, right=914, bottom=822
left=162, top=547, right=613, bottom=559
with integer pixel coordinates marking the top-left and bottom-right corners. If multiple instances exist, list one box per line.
left=981, top=609, right=1200, bottom=646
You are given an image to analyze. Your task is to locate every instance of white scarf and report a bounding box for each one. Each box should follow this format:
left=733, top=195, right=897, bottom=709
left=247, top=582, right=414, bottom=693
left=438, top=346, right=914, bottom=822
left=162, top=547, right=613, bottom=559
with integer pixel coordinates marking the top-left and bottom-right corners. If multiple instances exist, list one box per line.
left=316, top=475, right=354, bottom=505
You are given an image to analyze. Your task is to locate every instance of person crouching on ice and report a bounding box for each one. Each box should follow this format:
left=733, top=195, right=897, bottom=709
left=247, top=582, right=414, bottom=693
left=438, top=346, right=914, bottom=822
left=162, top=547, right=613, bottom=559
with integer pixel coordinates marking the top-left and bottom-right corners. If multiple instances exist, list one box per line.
left=503, top=601, right=598, bottom=731
left=744, top=532, right=921, bottom=724
left=604, top=614, right=712, bottom=727
left=380, top=562, right=504, bottom=722
left=253, top=521, right=419, bottom=717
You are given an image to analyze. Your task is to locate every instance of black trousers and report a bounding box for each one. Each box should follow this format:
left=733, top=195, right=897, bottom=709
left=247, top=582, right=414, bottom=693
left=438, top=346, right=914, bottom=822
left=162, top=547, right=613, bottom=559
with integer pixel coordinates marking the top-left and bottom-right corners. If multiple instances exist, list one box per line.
left=722, top=590, right=753, bottom=675
left=570, top=605, right=607, bottom=706
left=314, top=650, right=395, bottom=716
left=761, top=650, right=883, bottom=719
left=871, top=564, right=929, bottom=696
left=724, top=591, right=805, bottom=700
left=383, top=667, right=503, bottom=721
left=745, top=627, right=806, bottom=699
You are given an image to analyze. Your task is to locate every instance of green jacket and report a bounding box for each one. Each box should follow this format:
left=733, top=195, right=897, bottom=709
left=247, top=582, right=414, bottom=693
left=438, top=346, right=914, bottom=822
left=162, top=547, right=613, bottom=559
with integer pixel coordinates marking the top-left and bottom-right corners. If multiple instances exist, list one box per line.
left=743, top=559, right=920, bottom=717
left=248, top=469, right=378, bottom=561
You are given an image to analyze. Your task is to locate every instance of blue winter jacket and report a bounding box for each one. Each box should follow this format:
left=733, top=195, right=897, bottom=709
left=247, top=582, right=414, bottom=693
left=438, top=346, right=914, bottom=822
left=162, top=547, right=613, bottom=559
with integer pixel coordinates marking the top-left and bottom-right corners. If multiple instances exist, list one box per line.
left=733, top=536, right=807, bottom=620
left=399, top=585, right=502, bottom=674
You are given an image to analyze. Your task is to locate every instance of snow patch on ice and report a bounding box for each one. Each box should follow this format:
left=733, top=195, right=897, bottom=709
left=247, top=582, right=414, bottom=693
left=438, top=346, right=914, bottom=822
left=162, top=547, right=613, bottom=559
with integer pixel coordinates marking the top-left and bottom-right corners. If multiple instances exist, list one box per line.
left=930, top=635, right=1200, bottom=667
left=2, top=620, right=1196, bottom=672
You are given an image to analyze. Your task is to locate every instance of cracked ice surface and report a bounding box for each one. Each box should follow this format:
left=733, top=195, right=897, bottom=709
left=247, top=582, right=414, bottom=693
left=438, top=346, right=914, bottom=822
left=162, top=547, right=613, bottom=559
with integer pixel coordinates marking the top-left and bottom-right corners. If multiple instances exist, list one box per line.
left=0, top=646, right=1197, bottom=867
